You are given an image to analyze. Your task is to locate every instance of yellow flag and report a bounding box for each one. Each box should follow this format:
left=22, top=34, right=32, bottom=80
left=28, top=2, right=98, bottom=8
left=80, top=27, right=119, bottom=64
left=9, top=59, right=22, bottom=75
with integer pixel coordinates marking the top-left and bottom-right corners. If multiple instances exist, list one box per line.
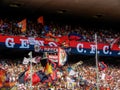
left=45, top=63, right=53, bottom=75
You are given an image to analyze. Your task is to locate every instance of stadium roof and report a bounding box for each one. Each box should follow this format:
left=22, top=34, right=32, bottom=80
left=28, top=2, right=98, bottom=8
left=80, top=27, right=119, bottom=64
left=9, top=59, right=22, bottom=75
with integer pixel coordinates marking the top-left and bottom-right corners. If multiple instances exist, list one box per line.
left=0, top=0, right=120, bottom=22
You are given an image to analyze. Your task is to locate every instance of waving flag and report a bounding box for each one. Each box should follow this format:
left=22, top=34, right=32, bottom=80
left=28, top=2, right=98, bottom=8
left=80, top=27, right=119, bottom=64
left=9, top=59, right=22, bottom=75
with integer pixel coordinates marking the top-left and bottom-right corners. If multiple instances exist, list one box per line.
left=23, top=57, right=40, bottom=64
left=37, top=16, right=44, bottom=25
left=98, top=61, right=107, bottom=71
left=32, top=72, right=40, bottom=85
left=22, top=57, right=29, bottom=64
left=18, top=70, right=27, bottom=84
left=44, top=62, right=53, bottom=75
left=18, top=18, right=26, bottom=32
left=110, top=37, right=120, bottom=49
left=31, top=57, right=37, bottom=63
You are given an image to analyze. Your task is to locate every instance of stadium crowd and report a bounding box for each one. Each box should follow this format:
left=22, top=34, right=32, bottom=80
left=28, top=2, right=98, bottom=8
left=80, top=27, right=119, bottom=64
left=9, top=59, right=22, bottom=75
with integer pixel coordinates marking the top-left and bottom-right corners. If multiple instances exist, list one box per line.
left=0, top=58, right=120, bottom=90
left=0, top=18, right=120, bottom=44
left=0, top=18, right=120, bottom=90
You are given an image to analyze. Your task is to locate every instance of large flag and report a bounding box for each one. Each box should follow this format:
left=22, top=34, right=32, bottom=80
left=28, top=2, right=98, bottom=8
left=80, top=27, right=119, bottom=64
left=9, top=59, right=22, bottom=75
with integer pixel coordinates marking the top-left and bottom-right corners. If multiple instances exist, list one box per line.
left=18, top=18, right=26, bottom=32
left=37, top=16, right=44, bottom=25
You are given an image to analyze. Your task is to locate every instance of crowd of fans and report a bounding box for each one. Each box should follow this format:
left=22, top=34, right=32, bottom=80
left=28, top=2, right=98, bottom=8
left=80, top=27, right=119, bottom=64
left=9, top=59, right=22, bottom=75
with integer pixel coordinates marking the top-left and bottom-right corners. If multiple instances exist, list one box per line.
left=0, top=57, right=120, bottom=90
left=0, top=18, right=120, bottom=44
left=0, top=18, right=120, bottom=90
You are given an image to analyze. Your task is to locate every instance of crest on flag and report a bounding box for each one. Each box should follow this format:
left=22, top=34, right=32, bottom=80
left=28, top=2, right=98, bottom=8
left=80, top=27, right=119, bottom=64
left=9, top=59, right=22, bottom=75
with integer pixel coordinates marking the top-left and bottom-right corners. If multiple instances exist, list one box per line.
left=34, top=45, right=40, bottom=52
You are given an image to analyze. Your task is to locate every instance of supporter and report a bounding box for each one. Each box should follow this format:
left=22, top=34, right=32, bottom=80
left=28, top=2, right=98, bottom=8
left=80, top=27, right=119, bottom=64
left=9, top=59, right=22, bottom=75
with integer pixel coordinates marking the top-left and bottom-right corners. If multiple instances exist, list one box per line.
left=0, top=18, right=120, bottom=90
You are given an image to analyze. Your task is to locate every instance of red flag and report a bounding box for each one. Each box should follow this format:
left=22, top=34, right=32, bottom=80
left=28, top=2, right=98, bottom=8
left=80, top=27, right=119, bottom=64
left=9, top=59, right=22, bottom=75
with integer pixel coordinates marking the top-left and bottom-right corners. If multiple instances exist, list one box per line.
left=98, top=61, right=107, bottom=71
left=37, top=16, right=44, bottom=25
left=18, top=19, right=27, bottom=32
left=32, top=72, right=40, bottom=85
left=110, top=37, right=120, bottom=49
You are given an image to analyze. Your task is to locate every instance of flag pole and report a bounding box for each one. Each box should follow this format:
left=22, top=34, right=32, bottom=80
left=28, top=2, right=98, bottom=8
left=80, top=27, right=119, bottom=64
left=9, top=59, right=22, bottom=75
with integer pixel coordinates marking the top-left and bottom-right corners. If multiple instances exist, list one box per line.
left=95, top=33, right=99, bottom=90
left=28, top=51, right=33, bottom=90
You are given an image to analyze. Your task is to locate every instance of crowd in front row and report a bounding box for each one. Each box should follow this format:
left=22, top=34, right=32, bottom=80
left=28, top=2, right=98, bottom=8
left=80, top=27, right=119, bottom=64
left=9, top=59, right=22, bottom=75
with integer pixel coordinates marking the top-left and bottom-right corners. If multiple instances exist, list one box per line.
left=0, top=18, right=120, bottom=44
left=0, top=57, right=120, bottom=90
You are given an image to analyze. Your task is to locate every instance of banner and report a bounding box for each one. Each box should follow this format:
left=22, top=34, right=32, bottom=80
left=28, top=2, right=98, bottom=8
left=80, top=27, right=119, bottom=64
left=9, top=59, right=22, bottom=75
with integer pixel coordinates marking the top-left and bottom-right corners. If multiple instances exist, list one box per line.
left=0, top=35, right=119, bottom=57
